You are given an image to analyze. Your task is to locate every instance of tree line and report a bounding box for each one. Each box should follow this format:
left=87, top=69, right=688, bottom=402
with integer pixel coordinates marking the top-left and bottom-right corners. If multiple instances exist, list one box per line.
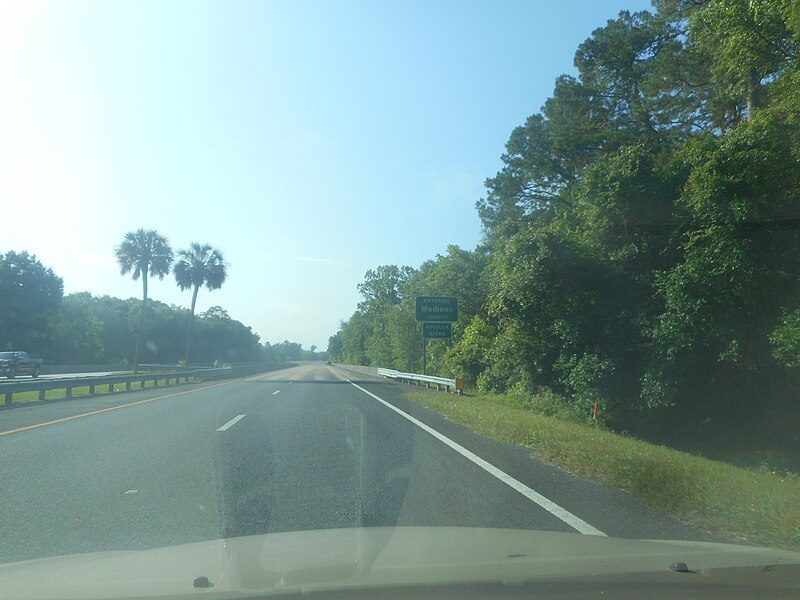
left=328, top=0, right=800, bottom=461
left=0, top=233, right=323, bottom=367
left=113, top=229, right=232, bottom=371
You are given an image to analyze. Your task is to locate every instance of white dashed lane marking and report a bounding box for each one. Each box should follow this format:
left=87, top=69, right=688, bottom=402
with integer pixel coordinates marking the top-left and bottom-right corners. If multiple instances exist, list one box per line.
left=216, top=414, right=245, bottom=432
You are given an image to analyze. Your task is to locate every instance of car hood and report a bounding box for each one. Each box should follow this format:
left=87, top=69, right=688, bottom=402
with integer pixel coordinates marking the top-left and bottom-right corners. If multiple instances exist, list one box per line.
left=2, top=527, right=799, bottom=599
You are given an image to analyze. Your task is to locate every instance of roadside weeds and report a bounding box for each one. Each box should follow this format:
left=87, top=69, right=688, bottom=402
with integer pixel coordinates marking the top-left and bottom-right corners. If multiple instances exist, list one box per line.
left=405, top=388, right=800, bottom=552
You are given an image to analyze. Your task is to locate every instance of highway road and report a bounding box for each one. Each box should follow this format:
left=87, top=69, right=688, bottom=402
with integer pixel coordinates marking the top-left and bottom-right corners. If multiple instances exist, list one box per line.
left=0, top=371, right=119, bottom=384
left=0, top=364, right=723, bottom=565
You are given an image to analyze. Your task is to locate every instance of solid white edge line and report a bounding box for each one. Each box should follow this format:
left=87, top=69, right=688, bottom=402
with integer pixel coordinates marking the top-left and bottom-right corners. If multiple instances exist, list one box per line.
left=272, top=389, right=281, bottom=395
left=347, top=380, right=607, bottom=537
left=216, top=414, right=246, bottom=432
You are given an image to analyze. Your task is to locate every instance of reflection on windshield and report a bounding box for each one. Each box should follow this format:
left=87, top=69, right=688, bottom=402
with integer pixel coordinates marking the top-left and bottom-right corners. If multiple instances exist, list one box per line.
left=214, top=381, right=413, bottom=539
left=1, top=1, right=800, bottom=599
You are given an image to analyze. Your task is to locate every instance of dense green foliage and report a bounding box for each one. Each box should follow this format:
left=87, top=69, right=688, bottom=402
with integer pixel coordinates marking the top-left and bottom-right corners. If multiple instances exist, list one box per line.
left=0, top=252, right=320, bottom=367
left=0, top=251, right=64, bottom=352
left=329, top=0, right=800, bottom=465
left=270, top=340, right=328, bottom=363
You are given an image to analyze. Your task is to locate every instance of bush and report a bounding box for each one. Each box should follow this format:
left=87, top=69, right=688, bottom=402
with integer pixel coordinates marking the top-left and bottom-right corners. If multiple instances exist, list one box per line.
left=491, top=382, right=594, bottom=424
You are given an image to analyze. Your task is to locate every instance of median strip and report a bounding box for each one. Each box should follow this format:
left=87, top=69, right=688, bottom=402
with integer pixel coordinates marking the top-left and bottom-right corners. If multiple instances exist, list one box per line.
left=347, top=380, right=606, bottom=537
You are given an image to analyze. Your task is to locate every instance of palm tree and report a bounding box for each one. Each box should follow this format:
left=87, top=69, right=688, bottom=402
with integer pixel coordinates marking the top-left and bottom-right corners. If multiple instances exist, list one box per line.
left=114, top=229, right=173, bottom=373
left=173, top=243, right=227, bottom=367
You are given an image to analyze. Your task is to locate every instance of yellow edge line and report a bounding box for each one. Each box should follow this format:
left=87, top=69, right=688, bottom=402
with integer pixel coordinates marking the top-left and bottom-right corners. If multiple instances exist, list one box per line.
left=0, top=379, right=239, bottom=437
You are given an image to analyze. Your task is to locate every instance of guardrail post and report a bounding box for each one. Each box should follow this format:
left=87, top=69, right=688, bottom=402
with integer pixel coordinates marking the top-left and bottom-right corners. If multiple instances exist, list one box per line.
left=66, top=386, right=72, bottom=398
left=153, top=377, right=158, bottom=388
left=88, top=384, right=95, bottom=395
left=39, top=389, right=46, bottom=401
left=4, top=392, right=11, bottom=405
left=108, top=382, right=114, bottom=393
left=126, top=381, right=131, bottom=391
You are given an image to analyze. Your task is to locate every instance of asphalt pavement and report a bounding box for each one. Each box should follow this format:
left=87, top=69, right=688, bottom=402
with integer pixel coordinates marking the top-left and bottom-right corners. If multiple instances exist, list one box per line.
left=0, top=364, right=723, bottom=565
left=0, top=372, right=118, bottom=384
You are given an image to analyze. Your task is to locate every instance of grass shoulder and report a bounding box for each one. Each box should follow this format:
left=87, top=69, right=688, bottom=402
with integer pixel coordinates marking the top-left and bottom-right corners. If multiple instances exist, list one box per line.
left=8, top=377, right=192, bottom=405
left=404, top=387, right=800, bottom=552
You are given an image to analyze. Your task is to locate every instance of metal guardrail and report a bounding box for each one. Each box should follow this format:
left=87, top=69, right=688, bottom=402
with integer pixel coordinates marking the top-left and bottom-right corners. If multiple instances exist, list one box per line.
left=139, top=363, right=276, bottom=372
left=377, top=368, right=462, bottom=394
left=1, top=364, right=274, bottom=407
left=138, top=363, right=215, bottom=371
left=41, top=363, right=127, bottom=375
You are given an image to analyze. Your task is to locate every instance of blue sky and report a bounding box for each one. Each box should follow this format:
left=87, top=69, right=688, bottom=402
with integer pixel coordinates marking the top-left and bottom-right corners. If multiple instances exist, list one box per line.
left=1, top=0, right=653, bottom=349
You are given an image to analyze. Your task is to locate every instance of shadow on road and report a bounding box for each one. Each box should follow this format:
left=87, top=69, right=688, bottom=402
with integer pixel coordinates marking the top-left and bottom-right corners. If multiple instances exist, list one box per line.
left=213, top=390, right=414, bottom=540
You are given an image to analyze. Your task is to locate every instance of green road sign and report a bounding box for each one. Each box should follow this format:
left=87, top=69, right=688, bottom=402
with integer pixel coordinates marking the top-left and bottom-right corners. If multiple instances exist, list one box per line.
left=423, top=322, right=452, bottom=339
left=415, top=296, right=458, bottom=322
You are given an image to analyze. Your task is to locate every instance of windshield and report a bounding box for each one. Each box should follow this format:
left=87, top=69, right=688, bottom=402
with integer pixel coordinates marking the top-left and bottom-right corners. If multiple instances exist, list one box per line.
left=1, top=0, right=799, bottom=598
